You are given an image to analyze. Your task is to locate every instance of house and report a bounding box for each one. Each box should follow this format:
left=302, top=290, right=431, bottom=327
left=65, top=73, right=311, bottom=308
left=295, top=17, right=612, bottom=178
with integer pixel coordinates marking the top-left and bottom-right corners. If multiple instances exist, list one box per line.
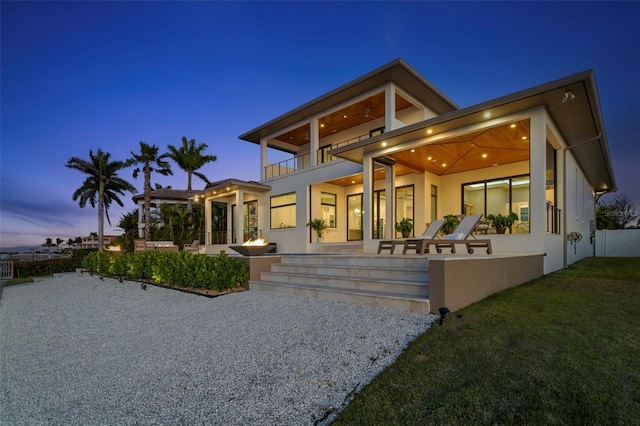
left=197, top=58, right=615, bottom=275
left=132, top=189, right=199, bottom=238
left=81, top=234, right=118, bottom=249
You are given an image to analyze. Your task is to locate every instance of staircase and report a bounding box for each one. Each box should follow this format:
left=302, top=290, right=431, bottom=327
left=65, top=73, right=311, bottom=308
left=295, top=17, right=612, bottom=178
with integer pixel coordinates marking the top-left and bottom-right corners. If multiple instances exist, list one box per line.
left=249, top=255, right=431, bottom=313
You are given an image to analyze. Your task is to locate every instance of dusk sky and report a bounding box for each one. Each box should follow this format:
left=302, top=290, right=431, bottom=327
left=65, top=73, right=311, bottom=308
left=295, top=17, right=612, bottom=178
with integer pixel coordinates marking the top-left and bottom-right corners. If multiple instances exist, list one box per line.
left=1, top=1, right=639, bottom=249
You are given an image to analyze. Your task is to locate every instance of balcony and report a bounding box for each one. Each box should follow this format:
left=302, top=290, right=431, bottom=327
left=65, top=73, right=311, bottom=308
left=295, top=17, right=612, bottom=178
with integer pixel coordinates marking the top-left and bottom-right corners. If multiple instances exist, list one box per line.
left=264, top=132, right=370, bottom=179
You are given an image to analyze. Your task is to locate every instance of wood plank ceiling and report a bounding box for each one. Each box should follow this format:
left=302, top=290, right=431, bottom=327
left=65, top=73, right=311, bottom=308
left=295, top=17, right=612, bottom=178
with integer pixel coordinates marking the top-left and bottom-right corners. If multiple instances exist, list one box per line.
left=326, top=119, right=530, bottom=186
left=274, top=92, right=413, bottom=146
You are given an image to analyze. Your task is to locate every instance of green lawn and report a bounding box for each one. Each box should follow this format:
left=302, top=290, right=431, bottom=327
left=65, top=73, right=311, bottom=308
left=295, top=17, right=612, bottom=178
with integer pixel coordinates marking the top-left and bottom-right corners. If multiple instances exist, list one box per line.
left=334, top=257, right=640, bottom=425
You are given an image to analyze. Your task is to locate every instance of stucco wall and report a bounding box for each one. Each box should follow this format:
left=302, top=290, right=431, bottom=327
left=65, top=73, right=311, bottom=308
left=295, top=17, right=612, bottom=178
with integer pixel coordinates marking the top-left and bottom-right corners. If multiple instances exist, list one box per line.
left=429, top=254, right=544, bottom=313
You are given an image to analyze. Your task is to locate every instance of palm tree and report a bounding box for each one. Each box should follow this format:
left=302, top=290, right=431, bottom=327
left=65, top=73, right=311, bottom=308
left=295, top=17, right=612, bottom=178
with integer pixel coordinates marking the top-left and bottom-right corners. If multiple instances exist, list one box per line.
left=167, top=136, right=217, bottom=191
left=66, top=149, right=136, bottom=251
left=128, top=142, right=173, bottom=241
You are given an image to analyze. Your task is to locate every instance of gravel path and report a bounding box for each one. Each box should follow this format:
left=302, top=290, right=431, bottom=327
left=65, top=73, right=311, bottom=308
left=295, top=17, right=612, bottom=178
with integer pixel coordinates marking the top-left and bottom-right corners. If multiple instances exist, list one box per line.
left=0, top=273, right=435, bottom=425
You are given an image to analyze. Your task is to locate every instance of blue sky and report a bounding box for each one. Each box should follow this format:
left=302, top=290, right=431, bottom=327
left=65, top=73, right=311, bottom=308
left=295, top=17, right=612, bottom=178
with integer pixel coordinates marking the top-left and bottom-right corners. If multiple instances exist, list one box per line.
left=1, top=1, right=639, bottom=248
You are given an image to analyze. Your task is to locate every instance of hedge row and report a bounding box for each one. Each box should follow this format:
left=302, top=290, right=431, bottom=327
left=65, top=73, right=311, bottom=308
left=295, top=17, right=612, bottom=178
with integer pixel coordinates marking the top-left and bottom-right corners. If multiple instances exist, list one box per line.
left=82, top=251, right=249, bottom=291
left=14, top=257, right=85, bottom=278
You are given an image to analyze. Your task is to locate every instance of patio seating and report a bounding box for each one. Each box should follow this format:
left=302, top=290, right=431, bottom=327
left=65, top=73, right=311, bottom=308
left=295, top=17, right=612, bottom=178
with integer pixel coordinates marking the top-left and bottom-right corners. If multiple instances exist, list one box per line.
left=377, top=219, right=445, bottom=254
left=183, top=240, right=200, bottom=253
left=421, top=214, right=492, bottom=254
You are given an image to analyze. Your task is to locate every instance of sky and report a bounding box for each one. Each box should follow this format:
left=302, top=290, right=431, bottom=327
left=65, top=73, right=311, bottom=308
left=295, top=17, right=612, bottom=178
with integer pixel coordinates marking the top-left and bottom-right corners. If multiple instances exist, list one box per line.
left=1, top=1, right=639, bottom=249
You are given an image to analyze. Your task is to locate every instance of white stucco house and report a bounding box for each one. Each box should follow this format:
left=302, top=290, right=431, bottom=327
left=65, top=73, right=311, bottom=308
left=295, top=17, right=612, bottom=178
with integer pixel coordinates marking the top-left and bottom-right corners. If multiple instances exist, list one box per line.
left=197, top=59, right=615, bottom=275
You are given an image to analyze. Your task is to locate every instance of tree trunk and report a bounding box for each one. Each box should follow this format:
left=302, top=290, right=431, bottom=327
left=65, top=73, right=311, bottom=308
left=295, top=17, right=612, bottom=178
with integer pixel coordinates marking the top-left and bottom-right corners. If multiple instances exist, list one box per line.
left=98, top=180, right=105, bottom=251
left=144, top=166, right=152, bottom=241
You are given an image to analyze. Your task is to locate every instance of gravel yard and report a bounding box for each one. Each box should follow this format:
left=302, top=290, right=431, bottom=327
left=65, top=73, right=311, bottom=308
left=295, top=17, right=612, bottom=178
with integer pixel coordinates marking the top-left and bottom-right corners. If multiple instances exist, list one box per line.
left=0, top=273, right=435, bottom=425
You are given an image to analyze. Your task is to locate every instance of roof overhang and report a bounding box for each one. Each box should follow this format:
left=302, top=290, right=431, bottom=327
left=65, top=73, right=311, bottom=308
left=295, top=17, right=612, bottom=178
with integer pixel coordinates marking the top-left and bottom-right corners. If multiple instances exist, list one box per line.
left=239, top=58, right=459, bottom=145
left=331, top=70, right=616, bottom=194
left=195, top=178, right=271, bottom=199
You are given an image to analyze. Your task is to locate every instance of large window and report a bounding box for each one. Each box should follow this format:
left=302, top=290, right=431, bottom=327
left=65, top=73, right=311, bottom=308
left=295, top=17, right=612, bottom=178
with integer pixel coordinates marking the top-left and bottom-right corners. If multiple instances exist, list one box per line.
left=462, top=175, right=530, bottom=234
left=270, top=193, right=296, bottom=229
left=372, top=190, right=386, bottom=239
left=318, top=145, right=332, bottom=164
left=321, top=192, right=336, bottom=228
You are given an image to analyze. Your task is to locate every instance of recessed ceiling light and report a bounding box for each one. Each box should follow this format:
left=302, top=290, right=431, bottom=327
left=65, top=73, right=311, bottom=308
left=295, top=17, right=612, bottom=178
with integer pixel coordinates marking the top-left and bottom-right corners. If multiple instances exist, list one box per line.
left=522, top=136, right=528, bottom=140
left=351, top=180, right=355, bottom=184
left=427, top=156, right=432, bottom=160
left=427, top=129, right=433, bottom=134
left=381, top=142, right=387, bottom=147
left=482, top=153, right=487, bottom=158
left=411, top=149, right=415, bottom=153
left=343, top=115, right=347, bottom=119
left=510, top=124, right=516, bottom=128
left=320, top=123, right=325, bottom=128
left=226, top=187, right=231, bottom=191
left=483, top=112, right=491, bottom=118
left=442, top=163, right=447, bottom=167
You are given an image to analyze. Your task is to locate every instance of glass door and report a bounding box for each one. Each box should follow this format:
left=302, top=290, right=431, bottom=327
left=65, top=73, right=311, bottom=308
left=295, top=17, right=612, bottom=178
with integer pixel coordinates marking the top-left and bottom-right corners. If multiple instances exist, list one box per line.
left=347, top=194, right=363, bottom=241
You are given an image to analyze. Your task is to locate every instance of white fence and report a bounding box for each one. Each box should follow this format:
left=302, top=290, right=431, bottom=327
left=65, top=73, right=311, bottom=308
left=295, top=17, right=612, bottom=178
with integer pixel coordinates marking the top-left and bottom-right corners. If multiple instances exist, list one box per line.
left=0, top=260, right=14, bottom=280
left=595, top=229, right=640, bottom=257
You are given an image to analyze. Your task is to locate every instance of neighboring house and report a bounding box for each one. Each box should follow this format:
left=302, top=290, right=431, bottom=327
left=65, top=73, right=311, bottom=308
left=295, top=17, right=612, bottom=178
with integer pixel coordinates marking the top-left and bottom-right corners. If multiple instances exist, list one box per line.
left=81, top=234, right=118, bottom=249
left=132, top=189, right=198, bottom=238
left=197, top=58, right=615, bottom=274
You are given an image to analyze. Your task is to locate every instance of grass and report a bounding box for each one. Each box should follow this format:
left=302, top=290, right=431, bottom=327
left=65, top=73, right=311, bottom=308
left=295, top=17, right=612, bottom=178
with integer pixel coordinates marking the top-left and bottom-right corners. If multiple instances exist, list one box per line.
left=2, top=277, right=35, bottom=286
left=333, top=257, right=640, bottom=425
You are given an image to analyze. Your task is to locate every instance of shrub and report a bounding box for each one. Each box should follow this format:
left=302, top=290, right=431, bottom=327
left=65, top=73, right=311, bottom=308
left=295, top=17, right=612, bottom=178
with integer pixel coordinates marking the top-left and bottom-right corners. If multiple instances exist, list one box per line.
left=82, top=250, right=248, bottom=290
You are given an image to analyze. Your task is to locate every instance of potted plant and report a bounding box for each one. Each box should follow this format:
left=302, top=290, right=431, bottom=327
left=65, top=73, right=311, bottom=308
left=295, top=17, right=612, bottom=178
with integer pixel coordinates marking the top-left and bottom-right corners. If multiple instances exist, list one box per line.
left=441, top=214, right=460, bottom=235
left=486, top=212, right=519, bottom=234
left=307, top=218, right=329, bottom=242
left=395, top=218, right=414, bottom=238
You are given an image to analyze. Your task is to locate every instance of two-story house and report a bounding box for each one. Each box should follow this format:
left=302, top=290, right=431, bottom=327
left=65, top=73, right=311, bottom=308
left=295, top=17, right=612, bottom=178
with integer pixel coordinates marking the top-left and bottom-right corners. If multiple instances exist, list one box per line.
left=197, top=58, right=615, bottom=275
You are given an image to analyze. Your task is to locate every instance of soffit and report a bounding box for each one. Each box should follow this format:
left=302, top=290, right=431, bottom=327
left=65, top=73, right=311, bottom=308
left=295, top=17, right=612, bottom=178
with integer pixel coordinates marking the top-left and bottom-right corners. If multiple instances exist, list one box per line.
left=239, top=58, right=458, bottom=145
left=331, top=71, right=615, bottom=193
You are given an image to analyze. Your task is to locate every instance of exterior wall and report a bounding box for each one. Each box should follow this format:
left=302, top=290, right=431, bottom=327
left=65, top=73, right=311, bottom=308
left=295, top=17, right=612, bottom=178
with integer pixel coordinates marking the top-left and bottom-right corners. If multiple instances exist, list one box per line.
left=429, top=254, right=544, bottom=312
left=261, top=159, right=364, bottom=253
left=563, top=147, right=597, bottom=265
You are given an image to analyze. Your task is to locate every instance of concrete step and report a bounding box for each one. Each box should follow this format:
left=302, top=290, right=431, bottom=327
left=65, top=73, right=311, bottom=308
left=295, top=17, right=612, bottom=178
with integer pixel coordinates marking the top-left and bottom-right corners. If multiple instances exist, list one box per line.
left=249, top=280, right=430, bottom=313
left=280, top=254, right=430, bottom=269
left=270, top=263, right=429, bottom=281
left=256, top=271, right=428, bottom=297
left=249, top=254, right=432, bottom=312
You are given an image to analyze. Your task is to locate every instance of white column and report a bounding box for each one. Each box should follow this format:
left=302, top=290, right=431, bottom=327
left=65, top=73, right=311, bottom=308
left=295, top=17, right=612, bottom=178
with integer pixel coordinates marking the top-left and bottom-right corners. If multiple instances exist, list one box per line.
left=530, top=108, right=546, bottom=239
left=385, top=164, right=396, bottom=239
left=204, top=198, right=211, bottom=245
left=235, top=190, right=245, bottom=243
left=137, top=200, right=144, bottom=238
left=362, top=153, right=374, bottom=242
left=260, top=139, right=268, bottom=180
left=385, top=85, right=396, bottom=132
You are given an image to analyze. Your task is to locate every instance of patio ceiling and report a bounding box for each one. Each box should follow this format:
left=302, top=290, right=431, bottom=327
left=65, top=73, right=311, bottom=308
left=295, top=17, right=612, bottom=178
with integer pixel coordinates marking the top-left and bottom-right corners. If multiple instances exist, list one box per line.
left=324, top=119, right=530, bottom=186
left=331, top=70, right=616, bottom=193
left=273, top=92, right=414, bottom=147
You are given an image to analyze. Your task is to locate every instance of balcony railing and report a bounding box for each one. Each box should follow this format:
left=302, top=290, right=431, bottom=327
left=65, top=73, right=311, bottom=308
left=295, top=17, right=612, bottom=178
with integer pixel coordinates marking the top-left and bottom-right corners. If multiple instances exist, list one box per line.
left=264, top=132, right=371, bottom=179
left=546, top=202, right=562, bottom=234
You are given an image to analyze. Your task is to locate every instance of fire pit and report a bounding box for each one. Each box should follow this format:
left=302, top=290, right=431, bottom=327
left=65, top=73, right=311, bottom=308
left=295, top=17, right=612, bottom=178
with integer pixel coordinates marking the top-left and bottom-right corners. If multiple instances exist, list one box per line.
left=229, top=239, right=276, bottom=256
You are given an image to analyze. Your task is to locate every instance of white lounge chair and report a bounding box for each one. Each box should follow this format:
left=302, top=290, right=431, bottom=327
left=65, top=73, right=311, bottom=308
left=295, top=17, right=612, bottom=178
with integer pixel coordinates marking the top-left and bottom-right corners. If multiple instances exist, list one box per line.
left=378, top=219, right=445, bottom=254
left=420, top=214, right=492, bottom=254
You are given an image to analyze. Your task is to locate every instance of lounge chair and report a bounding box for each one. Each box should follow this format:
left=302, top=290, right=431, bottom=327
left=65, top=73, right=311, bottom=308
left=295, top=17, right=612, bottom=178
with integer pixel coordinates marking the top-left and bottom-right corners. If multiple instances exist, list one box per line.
left=378, top=219, right=445, bottom=254
left=183, top=240, right=200, bottom=253
left=422, top=214, right=492, bottom=254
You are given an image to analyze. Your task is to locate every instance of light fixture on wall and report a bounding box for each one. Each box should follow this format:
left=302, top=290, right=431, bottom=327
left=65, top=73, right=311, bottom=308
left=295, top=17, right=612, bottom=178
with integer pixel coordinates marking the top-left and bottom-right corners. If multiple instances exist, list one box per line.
left=562, top=90, right=576, bottom=103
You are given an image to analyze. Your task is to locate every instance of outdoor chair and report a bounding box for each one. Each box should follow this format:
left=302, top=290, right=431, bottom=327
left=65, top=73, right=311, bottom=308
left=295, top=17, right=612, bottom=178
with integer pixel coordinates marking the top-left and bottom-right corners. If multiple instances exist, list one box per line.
left=419, top=214, right=492, bottom=254
left=377, top=219, right=445, bottom=254
left=183, top=240, right=200, bottom=253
